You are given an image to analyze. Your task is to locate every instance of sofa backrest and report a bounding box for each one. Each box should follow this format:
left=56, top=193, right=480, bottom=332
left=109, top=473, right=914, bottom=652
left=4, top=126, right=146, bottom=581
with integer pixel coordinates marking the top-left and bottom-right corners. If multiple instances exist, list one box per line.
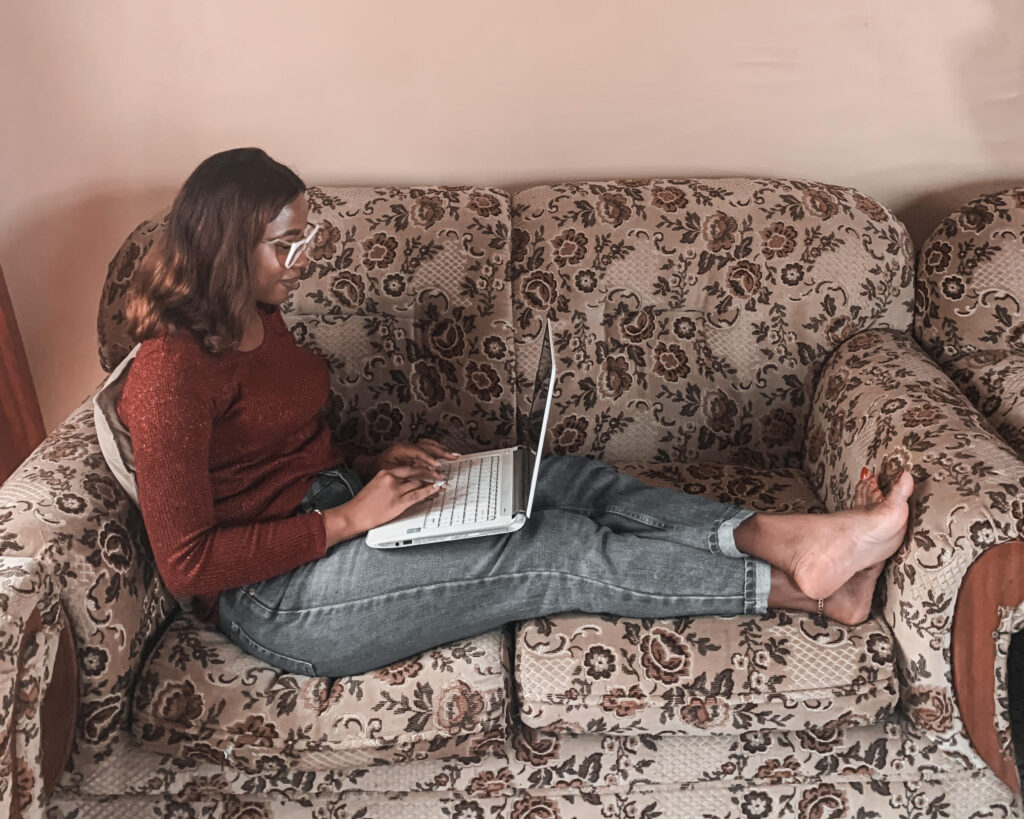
left=508, top=179, right=914, bottom=468
left=100, top=178, right=915, bottom=468
left=914, top=186, right=1024, bottom=455
left=915, top=185, right=1024, bottom=366
left=98, top=185, right=518, bottom=454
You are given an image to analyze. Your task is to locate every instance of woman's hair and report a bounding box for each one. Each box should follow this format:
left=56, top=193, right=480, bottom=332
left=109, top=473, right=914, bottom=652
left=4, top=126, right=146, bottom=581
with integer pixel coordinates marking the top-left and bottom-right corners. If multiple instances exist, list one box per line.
left=126, top=147, right=306, bottom=353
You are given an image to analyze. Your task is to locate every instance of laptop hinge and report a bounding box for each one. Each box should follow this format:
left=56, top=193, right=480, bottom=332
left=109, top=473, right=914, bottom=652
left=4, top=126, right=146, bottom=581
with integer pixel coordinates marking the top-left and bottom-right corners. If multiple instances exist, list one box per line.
left=512, top=447, right=528, bottom=515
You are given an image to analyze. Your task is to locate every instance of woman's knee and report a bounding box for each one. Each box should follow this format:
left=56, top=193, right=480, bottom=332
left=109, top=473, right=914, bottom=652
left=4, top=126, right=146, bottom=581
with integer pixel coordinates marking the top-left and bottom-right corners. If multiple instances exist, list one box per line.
left=536, top=455, right=620, bottom=506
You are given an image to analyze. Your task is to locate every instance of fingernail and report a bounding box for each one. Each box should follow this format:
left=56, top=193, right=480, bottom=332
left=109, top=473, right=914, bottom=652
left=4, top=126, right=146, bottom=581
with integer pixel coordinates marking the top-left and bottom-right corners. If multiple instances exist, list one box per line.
left=860, top=467, right=870, bottom=480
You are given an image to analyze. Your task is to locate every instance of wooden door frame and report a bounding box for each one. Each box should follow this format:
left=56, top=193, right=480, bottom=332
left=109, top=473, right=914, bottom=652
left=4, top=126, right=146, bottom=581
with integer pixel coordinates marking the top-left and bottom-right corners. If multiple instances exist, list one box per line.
left=0, top=263, right=45, bottom=482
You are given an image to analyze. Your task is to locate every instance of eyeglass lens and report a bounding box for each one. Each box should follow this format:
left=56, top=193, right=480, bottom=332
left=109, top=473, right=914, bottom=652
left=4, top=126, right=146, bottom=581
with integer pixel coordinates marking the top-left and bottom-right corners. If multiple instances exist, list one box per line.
left=285, top=225, right=318, bottom=268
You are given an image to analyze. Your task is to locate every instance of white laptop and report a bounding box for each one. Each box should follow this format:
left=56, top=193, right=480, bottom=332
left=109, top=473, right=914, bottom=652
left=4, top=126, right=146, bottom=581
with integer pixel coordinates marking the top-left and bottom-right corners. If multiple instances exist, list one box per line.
left=366, top=321, right=556, bottom=549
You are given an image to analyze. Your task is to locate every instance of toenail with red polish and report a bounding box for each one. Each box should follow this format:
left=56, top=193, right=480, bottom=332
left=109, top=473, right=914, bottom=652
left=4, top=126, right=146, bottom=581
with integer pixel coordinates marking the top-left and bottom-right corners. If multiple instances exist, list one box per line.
left=860, top=467, right=870, bottom=480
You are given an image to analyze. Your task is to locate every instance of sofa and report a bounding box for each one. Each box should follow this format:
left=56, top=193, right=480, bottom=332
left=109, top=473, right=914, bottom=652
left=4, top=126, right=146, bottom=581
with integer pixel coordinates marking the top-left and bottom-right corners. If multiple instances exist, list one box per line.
left=915, top=185, right=1024, bottom=794
left=1, top=177, right=1022, bottom=817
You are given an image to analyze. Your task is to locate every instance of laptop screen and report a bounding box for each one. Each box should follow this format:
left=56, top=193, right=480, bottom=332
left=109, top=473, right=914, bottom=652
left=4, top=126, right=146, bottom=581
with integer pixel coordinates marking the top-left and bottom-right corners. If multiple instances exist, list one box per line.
left=520, top=324, right=554, bottom=456
left=519, top=322, right=556, bottom=517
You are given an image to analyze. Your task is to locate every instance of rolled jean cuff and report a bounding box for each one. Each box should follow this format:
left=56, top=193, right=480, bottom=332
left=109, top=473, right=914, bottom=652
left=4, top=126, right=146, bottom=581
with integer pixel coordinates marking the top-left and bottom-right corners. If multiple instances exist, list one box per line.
left=714, top=507, right=756, bottom=558
left=747, top=557, right=771, bottom=614
left=713, top=507, right=768, bottom=614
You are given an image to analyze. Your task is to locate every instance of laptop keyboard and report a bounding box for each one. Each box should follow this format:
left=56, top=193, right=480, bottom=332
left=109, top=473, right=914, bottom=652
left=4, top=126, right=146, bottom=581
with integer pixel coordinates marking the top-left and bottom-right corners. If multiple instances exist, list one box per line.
left=424, top=454, right=501, bottom=529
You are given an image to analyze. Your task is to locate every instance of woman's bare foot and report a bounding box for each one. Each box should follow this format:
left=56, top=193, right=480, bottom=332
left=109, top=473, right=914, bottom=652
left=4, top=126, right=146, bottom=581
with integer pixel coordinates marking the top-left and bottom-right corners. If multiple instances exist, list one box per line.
left=766, top=469, right=894, bottom=625
left=768, top=563, right=883, bottom=625
left=738, top=468, right=913, bottom=602
left=825, top=470, right=890, bottom=623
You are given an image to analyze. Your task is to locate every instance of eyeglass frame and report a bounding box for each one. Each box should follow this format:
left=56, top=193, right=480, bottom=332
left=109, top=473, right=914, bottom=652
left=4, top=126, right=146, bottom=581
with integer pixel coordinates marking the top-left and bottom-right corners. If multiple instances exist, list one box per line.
left=265, top=224, right=320, bottom=269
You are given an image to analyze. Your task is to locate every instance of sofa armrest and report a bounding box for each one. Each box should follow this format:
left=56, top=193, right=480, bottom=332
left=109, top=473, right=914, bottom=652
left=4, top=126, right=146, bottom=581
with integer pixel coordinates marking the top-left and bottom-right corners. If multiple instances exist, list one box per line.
left=0, top=398, right=179, bottom=807
left=0, top=557, right=63, bottom=818
left=804, top=328, right=1024, bottom=780
left=953, top=540, right=1023, bottom=794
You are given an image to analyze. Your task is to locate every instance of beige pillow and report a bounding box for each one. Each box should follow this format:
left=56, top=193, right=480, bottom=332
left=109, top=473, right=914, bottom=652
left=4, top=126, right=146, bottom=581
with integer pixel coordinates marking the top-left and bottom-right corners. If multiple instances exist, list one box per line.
left=93, top=344, right=140, bottom=505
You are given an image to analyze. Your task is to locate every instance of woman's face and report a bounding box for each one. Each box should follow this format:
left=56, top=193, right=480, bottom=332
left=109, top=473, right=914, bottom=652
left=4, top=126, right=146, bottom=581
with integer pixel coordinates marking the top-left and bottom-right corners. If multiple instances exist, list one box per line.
left=251, top=193, right=310, bottom=305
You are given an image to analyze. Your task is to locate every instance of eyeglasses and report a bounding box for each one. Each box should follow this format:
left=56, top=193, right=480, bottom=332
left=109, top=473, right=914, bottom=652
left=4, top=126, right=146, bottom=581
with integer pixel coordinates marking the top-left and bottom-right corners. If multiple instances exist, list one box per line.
left=267, top=224, right=320, bottom=269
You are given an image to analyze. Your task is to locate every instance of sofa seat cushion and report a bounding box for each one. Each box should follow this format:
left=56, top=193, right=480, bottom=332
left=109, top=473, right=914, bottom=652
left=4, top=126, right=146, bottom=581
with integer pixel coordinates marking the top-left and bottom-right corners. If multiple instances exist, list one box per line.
left=515, top=461, right=899, bottom=735
left=132, top=614, right=511, bottom=771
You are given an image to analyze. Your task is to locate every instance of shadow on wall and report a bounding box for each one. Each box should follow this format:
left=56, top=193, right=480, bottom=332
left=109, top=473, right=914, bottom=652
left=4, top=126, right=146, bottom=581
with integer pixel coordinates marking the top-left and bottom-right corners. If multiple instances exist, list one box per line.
left=0, top=186, right=176, bottom=431
left=897, top=178, right=1024, bottom=247
left=897, top=0, right=1024, bottom=245
left=962, top=0, right=1024, bottom=168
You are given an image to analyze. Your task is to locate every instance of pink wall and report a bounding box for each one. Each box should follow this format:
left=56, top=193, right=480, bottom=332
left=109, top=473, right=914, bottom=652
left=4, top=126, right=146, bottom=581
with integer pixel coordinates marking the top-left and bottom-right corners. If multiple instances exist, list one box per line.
left=3, top=0, right=1024, bottom=430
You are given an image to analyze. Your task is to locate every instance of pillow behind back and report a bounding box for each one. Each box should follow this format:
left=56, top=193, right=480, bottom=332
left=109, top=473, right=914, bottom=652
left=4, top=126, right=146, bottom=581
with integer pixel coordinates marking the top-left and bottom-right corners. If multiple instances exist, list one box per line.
left=93, top=344, right=141, bottom=505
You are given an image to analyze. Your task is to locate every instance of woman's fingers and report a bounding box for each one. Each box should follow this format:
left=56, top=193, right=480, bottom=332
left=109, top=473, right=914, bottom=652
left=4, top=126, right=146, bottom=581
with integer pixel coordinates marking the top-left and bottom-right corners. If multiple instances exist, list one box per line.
left=386, top=464, right=444, bottom=484
left=416, top=439, right=460, bottom=460
left=403, top=481, right=444, bottom=506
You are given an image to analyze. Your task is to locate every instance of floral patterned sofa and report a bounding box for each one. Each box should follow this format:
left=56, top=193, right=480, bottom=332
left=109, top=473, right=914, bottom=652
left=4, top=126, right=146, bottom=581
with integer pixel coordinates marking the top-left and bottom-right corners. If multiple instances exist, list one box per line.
left=915, top=185, right=1024, bottom=796
left=1, top=178, right=1022, bottom=818
left=916, top=186, right=1024, bottom=458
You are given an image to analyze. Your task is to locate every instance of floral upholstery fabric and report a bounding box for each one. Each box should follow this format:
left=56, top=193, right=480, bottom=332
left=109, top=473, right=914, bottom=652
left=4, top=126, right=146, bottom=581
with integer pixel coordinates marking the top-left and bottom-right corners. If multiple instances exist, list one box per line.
left=132, top=614, right=511, bottom=771
left=916, top=187, right=1024, bottom=464
left=805, top=327, right=1024, bottom=770
left=98, top=209, right=167, bottom=373
left=517, top=609, right=896, bottom=736
left=508, top=179, right=914, bottom=467
left=996, top=603, right=1024, bottom=762
left=946, top=350, right=1024, bottom=455
left=514, top=459, right=896, bottom=737
left=289, top=186, right=517, bottom=454
left=915, top=186, right=1024, bottom=367
left=47, top=717, right=1019, bottom=817
left=0, top=179, right=1020, bottom=815
left=913, top=188, right=1024, bottom=781
left=0, top=400, right=177, bottom=792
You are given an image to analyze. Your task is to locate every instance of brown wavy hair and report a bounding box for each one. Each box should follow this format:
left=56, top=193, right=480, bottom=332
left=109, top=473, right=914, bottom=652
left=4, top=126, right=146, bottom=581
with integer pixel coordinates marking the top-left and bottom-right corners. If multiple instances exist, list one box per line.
left=126, top=147, right=305, bottom=354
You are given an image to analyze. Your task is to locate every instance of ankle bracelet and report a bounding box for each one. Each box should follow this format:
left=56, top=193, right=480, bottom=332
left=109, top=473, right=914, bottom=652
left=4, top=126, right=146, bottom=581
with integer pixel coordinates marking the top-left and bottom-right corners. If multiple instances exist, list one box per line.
left=816, top=598, right=824, bottom=617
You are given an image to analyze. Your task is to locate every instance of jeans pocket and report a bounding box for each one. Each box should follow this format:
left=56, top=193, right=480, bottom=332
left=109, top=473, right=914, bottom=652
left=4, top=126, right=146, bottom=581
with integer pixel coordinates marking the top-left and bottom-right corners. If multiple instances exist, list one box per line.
left=229, top=619, right=316, bottom=677
left=243, top=574, right=291, bottom=612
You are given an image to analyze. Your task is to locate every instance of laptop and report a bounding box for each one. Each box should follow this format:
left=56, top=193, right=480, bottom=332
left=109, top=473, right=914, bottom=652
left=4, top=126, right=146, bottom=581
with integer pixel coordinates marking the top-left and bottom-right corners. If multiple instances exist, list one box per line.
left=366, top=321, right=556, bottom=549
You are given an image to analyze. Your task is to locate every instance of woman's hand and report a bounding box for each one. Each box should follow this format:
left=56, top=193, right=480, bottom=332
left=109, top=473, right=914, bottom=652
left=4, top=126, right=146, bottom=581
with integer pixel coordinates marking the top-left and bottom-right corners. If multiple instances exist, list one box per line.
left=372, top=439, right=460, bottom=474
left=321, top=463, right=444, bottom=544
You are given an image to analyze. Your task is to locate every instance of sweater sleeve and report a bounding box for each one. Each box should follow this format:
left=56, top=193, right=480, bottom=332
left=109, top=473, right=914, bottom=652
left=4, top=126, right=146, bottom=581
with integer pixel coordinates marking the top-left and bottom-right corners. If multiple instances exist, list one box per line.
left=121, top=345, right=327, bottom=598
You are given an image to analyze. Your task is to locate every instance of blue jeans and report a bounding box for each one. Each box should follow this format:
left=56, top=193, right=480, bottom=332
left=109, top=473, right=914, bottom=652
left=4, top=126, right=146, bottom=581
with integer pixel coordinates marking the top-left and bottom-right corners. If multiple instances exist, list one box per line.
left=218, top=455, right=769, bottom=677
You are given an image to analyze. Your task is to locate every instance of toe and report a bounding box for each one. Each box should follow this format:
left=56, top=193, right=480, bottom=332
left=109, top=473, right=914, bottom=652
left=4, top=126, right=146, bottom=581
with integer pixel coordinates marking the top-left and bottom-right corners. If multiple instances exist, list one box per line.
left=888, top=470, right=914, bottom=503
left=853, top=467, right=875, bottom=507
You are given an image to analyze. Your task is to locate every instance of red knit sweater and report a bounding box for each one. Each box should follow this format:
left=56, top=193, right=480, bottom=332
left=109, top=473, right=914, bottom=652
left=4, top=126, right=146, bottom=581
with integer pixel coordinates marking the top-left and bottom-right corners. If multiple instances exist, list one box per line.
left=118, top=306, right=342, bottom=617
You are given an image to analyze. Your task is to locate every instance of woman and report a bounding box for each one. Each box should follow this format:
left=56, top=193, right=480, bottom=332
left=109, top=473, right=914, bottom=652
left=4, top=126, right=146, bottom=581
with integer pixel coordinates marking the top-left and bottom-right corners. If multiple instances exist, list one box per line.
left=119, top=148, right=912, bottom=678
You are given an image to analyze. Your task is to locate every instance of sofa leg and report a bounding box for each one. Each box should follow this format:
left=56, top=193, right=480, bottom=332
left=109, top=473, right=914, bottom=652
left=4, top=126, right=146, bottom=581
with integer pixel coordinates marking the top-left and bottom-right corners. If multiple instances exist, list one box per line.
left=952, top=539, right=1024, bottom=795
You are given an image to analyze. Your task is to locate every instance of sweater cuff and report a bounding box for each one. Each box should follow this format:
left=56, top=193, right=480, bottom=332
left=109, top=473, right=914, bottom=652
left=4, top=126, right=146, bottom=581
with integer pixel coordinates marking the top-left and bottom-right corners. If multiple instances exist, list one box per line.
left=303, top=508, right=329, bottom=557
